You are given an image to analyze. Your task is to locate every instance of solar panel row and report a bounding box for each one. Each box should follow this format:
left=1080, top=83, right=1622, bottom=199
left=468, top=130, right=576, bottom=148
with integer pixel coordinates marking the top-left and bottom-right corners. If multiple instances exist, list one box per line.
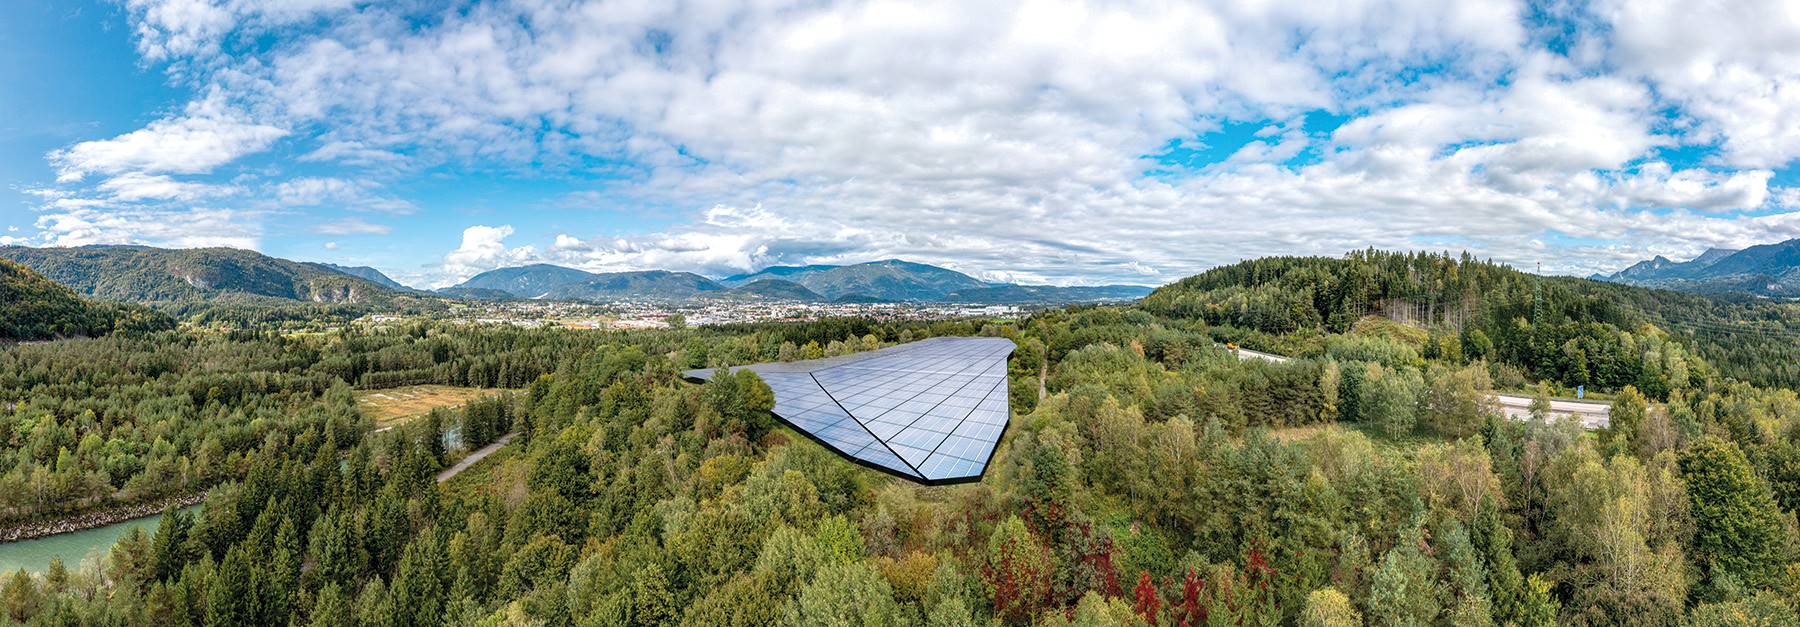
left=685, top=336, right=1015, bottom=484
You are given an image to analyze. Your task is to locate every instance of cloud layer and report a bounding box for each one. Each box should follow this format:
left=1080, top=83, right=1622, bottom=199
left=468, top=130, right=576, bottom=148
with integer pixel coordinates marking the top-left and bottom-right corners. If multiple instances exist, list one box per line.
left=20, top=0, right=1800, bottom=286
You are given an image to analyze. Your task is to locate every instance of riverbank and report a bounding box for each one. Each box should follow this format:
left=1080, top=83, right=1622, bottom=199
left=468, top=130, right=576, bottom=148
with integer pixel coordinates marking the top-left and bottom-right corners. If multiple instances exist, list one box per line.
left=0, top=494, right=205, bottom=543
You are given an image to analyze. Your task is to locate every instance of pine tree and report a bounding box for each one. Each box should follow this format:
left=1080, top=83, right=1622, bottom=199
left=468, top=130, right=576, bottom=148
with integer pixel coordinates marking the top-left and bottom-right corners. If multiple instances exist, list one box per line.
left=308, top=582, right=351, bottom=627
left=1471, top=504, right=1526, bottom=625
left=1439, top=522, right=1492, bottom=627
left=1367, top=516, right=1440, bottom=626
left=1681, top=436, right=1789, bottom=591
left=205, top=547, right=253, bottom=626
left=152, top=507, right=195, bottom=582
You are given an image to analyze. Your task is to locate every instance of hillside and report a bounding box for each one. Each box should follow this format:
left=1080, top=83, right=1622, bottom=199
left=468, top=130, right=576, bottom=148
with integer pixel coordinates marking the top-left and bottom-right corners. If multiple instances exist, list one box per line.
left=0, top=259, right=172, bottom=340
left=557, top=270, right=723, bottom=300
left=1144, top=250, right=1800, bottom=391
left=434, top=286, right=517, bottom=300
left=722, top=259, right=988, bottom=301
left=0, top=245, right=406, bottom=304
left=943, top=283, right=1153, bottom=304
left=456, top=259, right=1156, bottom=304
left=719, top=264, right=840, bottom=285
left=452, top=263, right=598, bottom=298
left=1599, top=239, right=1800, bottom=297
left=700, top=278, right=824, bottom=301
left=454, top=266, right=723, bottom=301
left=317, top=263, right=408, bottom=290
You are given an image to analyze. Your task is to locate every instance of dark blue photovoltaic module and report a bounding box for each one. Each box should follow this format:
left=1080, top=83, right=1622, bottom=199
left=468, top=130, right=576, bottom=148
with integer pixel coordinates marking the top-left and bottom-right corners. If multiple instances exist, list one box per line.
left=684, top=336, right=1015, bottom=484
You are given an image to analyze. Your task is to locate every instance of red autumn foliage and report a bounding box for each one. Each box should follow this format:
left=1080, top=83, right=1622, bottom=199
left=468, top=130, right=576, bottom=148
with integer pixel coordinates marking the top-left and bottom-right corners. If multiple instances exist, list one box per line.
left=1172, top=567, right=1205, bottom=627
left=1133, top=571, right=1160, bottom=624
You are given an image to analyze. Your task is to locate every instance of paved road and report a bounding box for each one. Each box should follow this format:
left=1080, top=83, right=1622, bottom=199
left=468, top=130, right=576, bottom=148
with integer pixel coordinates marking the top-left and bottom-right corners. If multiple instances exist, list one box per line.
left=436, top=432, right=518, bottom=484
left=1492, top=395, right=1610, bottom=429
left=1226, top=345, right=1611, bottom=429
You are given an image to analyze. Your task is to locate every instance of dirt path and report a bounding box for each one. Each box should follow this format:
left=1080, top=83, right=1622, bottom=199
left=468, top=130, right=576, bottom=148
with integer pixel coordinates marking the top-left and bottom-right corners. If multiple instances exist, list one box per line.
left=436, top=432, right=519, bottom=484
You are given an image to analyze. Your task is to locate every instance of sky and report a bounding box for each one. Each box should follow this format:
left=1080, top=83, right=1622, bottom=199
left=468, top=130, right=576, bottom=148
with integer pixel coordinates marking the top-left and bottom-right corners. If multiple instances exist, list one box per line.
left=2, top=0, right=1799, bottom=289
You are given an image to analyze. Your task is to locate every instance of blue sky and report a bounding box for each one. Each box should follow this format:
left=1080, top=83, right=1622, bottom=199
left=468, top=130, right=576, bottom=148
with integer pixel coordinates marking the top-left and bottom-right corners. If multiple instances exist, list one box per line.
left=3, top=0, right=1799, bottom=288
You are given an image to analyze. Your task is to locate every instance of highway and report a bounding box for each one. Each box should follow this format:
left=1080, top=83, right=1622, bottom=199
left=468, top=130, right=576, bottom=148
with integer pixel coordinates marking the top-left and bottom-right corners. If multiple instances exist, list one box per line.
left=1226, top=345, right=1611, bottom=429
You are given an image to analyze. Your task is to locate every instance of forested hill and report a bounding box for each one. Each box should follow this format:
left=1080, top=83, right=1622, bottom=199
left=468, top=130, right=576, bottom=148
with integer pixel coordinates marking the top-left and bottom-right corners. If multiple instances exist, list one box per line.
left=1142, top=250, right=1800, bottom=391
left=0, top=245, right=406, bottom=305
left=0, top=259, right=172, bottom=341
left=317, top=263, right=408, bottom=290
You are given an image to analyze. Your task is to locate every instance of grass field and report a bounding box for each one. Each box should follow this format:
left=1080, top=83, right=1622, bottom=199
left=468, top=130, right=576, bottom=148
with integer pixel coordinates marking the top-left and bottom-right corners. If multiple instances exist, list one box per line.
left=354, top=385, right=516, bottom=426
left=439, top=444, right=528, bottom=505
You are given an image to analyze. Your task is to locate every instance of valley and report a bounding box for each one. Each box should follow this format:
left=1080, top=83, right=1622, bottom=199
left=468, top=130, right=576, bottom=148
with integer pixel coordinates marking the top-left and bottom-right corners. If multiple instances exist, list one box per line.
left=2, top=247, right=1800, bottom=626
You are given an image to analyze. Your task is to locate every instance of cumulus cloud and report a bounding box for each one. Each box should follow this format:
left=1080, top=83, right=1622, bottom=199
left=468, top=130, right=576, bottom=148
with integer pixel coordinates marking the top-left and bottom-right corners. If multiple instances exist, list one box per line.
left=47, top=93, right=286, bottom=182
left=23, top=0, right=1800, bottom=283
left=1602, top=0, right=1800, bottom=168
left=33, top=207, right=260, bottom=250
left=439, top=225, right=536, bottom=286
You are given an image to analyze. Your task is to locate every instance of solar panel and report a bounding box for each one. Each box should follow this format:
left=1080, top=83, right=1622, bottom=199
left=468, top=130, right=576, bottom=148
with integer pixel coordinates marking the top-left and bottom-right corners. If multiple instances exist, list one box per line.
left=684, top=336, right=1016, bottom=484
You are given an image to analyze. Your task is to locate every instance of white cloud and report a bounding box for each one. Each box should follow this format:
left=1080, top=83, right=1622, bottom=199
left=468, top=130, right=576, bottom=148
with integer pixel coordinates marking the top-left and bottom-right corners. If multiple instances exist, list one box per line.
left=1602, top=0, right=1800, bottom=168
left=126, top=0, right=357, bottom=61
left=322, top=241, right=337, bottom=250
left=273, top=177, right=416, bottom=214
left=43, top=0, right=1797, bottom=283
left=1779, top=188, right=1800, bottom=209
left=313, top=217, right=392, bottom=236
left=32, top=207, right=261, bottom=250
left=98, top=172, right=234, bottom=202
left=47, top=93, right=287, bottom=181
left=439, top=225, right=535, bottom=286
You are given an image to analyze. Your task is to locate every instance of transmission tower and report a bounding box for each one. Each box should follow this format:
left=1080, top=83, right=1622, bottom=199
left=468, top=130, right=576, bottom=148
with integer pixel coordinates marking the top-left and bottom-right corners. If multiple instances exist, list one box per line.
left=1533, top=262, right=1543, bottom=325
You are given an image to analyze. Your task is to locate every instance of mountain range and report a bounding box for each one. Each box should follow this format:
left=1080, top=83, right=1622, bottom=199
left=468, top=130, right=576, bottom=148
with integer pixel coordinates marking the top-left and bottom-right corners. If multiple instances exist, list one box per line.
left=1594, top=238, right=1800, bottom=298
left=719, top=259, right=989, bottom=301
left=0, top=244, right=1154, bottom=307
left=0, top=245, right=409, bottom=305
left=455, top=258, right=1155, bottom=304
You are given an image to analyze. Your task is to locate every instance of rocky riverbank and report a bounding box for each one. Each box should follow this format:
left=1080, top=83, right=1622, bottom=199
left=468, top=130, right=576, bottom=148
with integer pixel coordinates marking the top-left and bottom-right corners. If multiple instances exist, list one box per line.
left=0, top=494, right=206, bottom=543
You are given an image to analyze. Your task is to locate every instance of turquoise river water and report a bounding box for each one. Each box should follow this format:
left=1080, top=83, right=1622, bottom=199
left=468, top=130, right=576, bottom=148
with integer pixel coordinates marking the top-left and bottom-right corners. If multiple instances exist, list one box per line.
left=0, top=506, right=200, bottom=575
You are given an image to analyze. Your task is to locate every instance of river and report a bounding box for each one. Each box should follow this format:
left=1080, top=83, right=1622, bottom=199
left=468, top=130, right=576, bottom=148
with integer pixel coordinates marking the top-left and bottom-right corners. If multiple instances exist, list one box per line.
left=0, top=430, right=473, bottom=575
left=0, top=506, right=200, bottom=575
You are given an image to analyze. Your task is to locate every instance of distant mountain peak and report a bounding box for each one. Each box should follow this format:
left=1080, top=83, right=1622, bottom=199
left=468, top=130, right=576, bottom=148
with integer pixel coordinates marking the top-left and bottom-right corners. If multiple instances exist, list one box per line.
left=1597, top=238, right=1800, bottom=297
left=317, top=263, right=408, bottom=290
left=1692, top=247, right=1738, bottom=263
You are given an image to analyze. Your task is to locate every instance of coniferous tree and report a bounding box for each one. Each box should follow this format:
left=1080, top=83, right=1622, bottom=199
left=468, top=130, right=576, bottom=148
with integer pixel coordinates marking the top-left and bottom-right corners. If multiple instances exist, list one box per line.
left=1681, top=436, right=1790, bottom=592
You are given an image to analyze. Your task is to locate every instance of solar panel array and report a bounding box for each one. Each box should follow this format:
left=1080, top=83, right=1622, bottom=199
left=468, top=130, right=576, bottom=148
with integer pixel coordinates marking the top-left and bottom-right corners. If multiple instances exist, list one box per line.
left=686, top=336, right=1015, bottom=484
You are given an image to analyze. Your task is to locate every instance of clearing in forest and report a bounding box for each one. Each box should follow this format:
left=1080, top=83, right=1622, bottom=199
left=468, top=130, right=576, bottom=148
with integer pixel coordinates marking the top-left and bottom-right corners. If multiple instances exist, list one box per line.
left=354, top=384, right=514, bottom=426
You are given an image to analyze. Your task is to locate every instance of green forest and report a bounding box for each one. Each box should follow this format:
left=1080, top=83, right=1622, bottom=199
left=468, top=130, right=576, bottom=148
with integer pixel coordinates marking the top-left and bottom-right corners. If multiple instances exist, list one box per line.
left=0, top=260, right=171, bottom=342
left=3, top=251, right=1800, bottom=626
